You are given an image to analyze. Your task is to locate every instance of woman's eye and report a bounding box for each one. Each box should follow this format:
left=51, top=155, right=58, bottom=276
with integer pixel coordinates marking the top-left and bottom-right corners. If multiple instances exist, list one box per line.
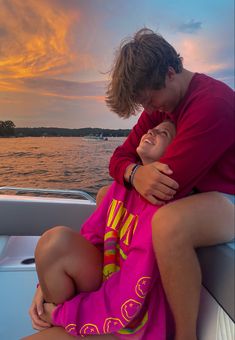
left=160, top=131, right=168, bottom=136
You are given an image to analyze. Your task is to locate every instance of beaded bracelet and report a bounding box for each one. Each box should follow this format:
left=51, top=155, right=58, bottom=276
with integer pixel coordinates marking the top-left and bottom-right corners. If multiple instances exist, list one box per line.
left=129, top=164, right=142, bottom=186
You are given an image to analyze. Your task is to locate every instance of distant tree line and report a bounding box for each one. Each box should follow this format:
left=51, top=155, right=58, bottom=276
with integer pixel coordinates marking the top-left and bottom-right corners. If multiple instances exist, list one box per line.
left=2, top=125, right=130, bottom=137
left=0, top=120, right=131, bottom=137
left=0, top=120, right=16, bottom=136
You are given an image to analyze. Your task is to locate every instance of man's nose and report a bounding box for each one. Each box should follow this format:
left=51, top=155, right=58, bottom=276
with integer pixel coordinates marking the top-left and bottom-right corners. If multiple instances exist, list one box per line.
left=144, top=106, right=155, bottom=114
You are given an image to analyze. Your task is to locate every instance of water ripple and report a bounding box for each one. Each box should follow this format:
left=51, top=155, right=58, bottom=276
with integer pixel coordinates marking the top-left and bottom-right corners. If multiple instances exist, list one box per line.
left=0, top=137, right=124, bottom=196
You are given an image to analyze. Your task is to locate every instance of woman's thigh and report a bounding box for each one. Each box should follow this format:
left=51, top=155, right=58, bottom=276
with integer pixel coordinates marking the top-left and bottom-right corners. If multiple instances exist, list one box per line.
left=154, top=191, right=234, bottom=248
left=36, top=226, right=103, bottom=292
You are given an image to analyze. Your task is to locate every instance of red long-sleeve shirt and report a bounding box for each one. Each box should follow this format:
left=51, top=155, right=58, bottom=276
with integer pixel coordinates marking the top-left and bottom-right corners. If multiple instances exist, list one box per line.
left=109, top=73, right=235, bottom=198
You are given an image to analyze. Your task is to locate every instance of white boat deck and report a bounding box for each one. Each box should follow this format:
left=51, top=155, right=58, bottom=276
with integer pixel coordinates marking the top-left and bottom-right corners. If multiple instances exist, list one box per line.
left=0, top=191, right=234, bottom=340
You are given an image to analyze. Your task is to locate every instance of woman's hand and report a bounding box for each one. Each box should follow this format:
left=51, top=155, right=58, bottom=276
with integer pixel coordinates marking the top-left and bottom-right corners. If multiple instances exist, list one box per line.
left=40, top=302, right=57, bottom=324
left=132, top=162, right=179, bottom=205
left=29, top=285, right=52, bottom=331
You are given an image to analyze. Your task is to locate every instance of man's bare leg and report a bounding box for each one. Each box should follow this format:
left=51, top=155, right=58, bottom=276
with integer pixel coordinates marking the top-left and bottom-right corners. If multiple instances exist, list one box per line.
left=152, top=192, right=234, bottom=340
left=35, top=226, right=103, bottom=304
left=21, top=326, right=118, bottom=340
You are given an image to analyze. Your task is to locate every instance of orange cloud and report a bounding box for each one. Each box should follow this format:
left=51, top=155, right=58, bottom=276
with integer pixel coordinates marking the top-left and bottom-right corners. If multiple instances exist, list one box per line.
left=0, top=0, right=94, bottom=81
left=0, top=77, right=106, bottom=103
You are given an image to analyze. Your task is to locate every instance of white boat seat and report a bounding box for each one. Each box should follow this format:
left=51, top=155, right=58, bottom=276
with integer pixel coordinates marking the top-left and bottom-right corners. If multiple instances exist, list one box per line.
left=197, top=240, right=235, bottom=322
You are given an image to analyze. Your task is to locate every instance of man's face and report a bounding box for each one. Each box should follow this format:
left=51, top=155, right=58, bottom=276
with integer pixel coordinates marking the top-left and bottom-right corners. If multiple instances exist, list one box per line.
left=136, top=121, right=176, bottom=165
left=137, top=70, right=181, bottom=114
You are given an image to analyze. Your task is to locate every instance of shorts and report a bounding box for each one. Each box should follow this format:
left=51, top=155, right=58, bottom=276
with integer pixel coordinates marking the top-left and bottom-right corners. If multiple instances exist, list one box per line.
left=190, top=191, right=235, bottom=245
left=221, top=193, right=235, bottom=247
left=190, top=191, right=235, bottom=204
left=222, top=193, right=235, bottom=204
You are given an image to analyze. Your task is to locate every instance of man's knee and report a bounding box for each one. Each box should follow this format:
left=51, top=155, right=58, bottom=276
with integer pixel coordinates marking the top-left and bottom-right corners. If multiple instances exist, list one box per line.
left=152, top=204, right=189, bottom=246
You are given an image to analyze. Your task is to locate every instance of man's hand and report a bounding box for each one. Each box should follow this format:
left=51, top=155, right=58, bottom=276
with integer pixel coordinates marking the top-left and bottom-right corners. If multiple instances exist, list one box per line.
left=40, top=302, right=57, bottom=325
left=29, top=286, right=52, bottom=331
left=132, top=162, right=179, bottom=205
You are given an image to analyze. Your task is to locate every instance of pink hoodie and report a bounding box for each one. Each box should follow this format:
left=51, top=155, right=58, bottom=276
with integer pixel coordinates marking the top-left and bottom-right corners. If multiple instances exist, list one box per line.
left=52, top=182, right=174, bottom=339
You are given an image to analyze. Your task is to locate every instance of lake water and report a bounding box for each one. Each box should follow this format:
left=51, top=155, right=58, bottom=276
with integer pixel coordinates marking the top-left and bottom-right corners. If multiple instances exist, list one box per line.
left=0, top=137, right=125, bottom=198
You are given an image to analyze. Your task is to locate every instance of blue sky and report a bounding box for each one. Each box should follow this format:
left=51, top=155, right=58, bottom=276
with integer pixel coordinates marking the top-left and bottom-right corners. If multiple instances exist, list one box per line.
left=0, top=0, right=234, bottom=128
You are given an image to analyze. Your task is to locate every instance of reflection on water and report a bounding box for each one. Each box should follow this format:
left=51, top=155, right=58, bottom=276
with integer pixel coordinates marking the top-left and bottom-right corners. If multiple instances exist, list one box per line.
left=0, top=137, right=125, bottom=197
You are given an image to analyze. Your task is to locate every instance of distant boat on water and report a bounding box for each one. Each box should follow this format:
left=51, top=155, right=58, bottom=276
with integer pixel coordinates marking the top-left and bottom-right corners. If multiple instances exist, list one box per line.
left=83, top=133, right=108, bottom=141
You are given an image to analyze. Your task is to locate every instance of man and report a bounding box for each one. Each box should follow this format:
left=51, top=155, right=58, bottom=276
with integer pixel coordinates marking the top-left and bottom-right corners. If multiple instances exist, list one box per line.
left=106, top=28, right=234, bottom=340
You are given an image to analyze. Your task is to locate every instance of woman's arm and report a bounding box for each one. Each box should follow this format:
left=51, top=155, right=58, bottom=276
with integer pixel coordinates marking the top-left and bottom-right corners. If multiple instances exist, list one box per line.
left=51, top=210, right=158, bottom=337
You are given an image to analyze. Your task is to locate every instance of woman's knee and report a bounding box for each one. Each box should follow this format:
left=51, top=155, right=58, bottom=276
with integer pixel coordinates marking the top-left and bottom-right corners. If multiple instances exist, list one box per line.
left=35, top=226, right=74, bottom=263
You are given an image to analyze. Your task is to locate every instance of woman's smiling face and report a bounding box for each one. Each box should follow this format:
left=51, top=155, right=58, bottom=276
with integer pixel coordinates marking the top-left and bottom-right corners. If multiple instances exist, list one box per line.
left=136, top=120, right=176, bottom=165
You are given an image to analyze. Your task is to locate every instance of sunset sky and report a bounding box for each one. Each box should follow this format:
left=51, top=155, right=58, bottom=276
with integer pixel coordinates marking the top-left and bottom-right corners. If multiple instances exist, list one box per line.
left=0, top=0, right=234, bottom=129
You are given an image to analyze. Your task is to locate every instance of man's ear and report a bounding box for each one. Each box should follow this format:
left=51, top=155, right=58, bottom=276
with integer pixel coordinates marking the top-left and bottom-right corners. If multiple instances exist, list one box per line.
left=167, top=67, right=176, bottom=80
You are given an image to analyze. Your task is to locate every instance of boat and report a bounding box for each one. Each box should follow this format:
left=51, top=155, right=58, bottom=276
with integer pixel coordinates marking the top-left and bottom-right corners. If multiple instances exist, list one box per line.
left=83, top=133, right=108, bottom=141
left=0, top=187, right=234, bottom=340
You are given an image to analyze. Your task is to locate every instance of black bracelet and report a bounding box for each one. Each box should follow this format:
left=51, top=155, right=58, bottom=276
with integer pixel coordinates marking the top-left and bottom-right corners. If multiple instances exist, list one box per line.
left=129, top=164, right=141, bottom=186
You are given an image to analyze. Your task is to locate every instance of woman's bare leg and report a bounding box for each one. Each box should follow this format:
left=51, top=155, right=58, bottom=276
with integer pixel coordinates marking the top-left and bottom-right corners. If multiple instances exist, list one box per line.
left=96, top=185, right=110, bottom=207
left=35, top=226, right=103, bottom=304
left=21, top=326, right=118, bottom=340
left=152, top=192, right=234, bottom=340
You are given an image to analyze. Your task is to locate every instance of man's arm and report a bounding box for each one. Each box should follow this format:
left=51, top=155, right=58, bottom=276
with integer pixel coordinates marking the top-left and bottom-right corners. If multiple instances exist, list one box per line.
left=109, top=110, right=179, bottom=204
left=109, top=110, right=164, bottom=184
left=110, top=98, right=234, bottom=203
left=154, top=98, right=234, bottom=198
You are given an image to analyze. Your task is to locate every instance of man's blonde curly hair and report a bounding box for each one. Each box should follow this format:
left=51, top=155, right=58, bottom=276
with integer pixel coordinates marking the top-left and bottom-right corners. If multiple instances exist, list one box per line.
left=105, top=28, right=183, bottom=118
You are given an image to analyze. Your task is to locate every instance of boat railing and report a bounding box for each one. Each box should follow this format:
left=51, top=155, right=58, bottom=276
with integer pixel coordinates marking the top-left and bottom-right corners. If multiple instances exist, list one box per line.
left=0, top=186, right=96, bottom=203
left=0, top=186, right=97, bottom=236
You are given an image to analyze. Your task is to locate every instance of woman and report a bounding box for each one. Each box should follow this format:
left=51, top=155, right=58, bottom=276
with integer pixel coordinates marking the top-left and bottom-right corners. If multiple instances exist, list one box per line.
left=24, top=121, right=177, bottom=339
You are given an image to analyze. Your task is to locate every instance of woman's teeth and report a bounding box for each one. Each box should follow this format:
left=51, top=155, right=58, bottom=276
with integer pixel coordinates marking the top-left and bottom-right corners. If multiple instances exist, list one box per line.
left=144, top=139, right=154, bottom=145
